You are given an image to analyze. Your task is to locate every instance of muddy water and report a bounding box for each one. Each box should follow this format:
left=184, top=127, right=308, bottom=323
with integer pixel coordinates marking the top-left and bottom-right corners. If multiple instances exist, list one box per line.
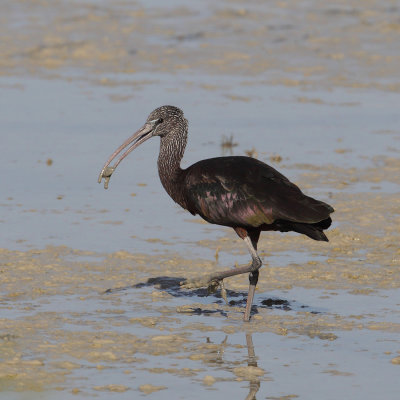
left=1, top=1, right=400, bottom=399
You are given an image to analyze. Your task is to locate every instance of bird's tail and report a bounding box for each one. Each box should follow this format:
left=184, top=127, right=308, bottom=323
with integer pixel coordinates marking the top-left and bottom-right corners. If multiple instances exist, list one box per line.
left=290, top=217, right=332, bottom=242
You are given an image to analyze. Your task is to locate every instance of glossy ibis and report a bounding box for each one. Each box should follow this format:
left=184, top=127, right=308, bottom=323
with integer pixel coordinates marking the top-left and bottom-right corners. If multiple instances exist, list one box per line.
left=98, top=105, right=334, bottom=321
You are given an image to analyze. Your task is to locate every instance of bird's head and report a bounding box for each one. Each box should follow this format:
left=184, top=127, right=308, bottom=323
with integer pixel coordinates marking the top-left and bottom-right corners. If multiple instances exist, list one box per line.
left=146, top=105, right=185, bottom=137
left=98, top=105, right=185, bottom=189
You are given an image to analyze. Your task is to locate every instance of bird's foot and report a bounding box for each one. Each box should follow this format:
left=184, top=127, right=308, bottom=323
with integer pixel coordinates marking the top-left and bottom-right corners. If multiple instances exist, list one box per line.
left=220, top=280, right=228, bottom=305
left=180, top=276, right=228, bottom=303
left=98, top=166, right=115, bottom=189
left=180, top=275, right=220, bottom=291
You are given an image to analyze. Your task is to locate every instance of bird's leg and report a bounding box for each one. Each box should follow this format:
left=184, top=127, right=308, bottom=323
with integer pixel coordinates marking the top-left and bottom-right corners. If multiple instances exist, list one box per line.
left=180, top=257, right=259, bottom=291
left=244, top=270, right=259, bottom=320
left=180, top=231, right=262, bottom=321
left=243, top=233, right=261, bottom=322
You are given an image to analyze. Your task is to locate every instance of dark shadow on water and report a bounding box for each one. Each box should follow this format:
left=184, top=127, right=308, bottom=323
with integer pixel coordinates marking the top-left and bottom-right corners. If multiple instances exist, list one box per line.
left=104, top=276, right=321, bottom=316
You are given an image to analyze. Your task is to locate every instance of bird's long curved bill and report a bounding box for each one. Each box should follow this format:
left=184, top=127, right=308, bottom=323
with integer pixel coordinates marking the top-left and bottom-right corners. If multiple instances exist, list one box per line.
left=98, top=123, right=154, bottom=189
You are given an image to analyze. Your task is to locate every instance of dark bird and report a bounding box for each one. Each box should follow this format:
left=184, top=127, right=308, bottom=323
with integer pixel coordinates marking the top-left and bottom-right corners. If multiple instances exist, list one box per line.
left=98, top=105, right=334, bottom=321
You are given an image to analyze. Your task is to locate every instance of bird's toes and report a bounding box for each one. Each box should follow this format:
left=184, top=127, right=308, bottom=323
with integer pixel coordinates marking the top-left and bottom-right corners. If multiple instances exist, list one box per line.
left=179, top=278, right=200, bottom=289
left=220, top=281, right=229, bottom=305
left=206, top=279, right=220, bottom=295
left=180, top=276, right=220, bottom=290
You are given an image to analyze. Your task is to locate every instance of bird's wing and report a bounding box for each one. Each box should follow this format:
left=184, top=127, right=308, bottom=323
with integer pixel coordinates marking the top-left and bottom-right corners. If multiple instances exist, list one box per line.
left=183, top=156, right=333, bottom=228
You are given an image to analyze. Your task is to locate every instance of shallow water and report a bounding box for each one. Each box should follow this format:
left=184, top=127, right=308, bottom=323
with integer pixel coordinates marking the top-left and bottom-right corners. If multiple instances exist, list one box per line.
left=1, top=0, right=400, bottom=399
left=2, top=76, right=399, bottom=253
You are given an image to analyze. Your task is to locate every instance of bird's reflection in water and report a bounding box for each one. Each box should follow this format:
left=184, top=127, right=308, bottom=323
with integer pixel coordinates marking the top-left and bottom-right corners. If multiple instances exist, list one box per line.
left=206, top=335, right=228, bottom=364
left=206, top=333, right=261, bottom=400
left=245, top=333, right=260, bottom=400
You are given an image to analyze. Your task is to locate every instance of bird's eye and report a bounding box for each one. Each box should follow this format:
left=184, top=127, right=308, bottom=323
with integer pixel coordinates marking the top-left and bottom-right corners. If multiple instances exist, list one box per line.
left=158, top=118, right=163, bottom=124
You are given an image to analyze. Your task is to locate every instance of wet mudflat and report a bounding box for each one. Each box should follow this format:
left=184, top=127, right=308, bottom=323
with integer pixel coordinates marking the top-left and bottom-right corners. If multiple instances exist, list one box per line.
left=1, top=1, right=400, bottom=399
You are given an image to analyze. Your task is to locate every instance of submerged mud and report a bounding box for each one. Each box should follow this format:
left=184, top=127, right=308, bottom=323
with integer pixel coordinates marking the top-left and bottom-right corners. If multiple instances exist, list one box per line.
left=1, top=0, right=400, bottom=92
left=1, top=182, right=400, bottom=395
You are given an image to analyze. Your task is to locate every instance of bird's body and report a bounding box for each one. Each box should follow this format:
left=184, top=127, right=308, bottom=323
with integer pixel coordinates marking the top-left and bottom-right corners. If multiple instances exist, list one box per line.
left=182, top=156, right=332, bottom=241
left=99, top=105, right=334, bottom=321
